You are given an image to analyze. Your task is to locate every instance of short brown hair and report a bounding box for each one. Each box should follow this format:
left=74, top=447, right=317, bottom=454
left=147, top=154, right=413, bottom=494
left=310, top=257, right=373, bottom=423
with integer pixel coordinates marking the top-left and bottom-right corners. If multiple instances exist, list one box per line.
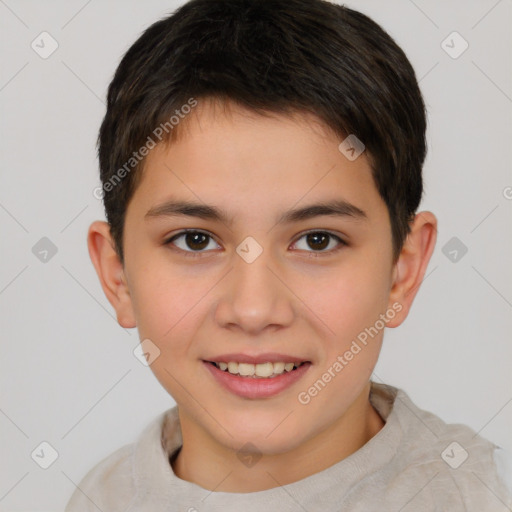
left=98, top=0, right=426, bottom=264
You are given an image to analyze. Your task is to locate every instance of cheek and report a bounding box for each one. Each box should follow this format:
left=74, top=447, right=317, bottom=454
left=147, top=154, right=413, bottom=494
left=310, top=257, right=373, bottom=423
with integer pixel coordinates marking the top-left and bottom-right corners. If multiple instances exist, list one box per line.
left=131, top=276, right=204, bottom=341
left=128, top=272, right=208, bottom=397
left=295, top=261, right=390, bottom=414
left=305, top=257, right=391, bottom=343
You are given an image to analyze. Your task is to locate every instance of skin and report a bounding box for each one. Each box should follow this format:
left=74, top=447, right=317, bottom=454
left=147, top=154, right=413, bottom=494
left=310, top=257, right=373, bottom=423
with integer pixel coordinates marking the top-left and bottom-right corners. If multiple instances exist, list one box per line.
left=88, top=98, right=437, bottom=492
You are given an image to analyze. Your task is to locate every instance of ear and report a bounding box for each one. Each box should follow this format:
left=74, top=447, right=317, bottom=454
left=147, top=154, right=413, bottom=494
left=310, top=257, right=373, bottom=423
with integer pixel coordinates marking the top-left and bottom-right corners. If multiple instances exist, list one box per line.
left=87, top=221, right=136, bottom=329
left=386, top=211, right=437, bottom=328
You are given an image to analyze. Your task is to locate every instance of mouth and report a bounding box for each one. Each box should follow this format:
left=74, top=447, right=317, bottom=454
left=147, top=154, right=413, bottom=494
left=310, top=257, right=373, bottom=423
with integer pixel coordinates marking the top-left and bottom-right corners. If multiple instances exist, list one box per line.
left=205, top=360, right=309, bottom=379
left=202, top=357, right=312, bottom=399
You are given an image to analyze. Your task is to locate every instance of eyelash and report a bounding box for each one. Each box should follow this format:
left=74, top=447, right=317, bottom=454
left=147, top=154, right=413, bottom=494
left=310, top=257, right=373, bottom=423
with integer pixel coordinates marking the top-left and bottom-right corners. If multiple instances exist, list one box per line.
left=163, top=229, right=347, bottom=259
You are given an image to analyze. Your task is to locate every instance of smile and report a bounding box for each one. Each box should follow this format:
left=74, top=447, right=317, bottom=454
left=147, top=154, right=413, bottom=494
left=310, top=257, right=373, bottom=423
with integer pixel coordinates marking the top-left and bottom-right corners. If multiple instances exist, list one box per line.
left=203, top=360, right=312, bottom=399
left=208, top=360, right=307, bottom=378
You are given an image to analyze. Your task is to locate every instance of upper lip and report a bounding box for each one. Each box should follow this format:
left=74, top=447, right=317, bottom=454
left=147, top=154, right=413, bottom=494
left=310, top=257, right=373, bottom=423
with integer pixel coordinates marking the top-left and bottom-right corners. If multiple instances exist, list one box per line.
left=204, top=353, right=311, bottom=364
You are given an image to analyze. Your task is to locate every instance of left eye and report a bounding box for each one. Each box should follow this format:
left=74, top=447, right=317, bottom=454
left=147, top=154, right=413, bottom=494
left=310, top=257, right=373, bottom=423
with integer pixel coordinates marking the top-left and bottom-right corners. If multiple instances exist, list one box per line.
left=292, top=231, right=345, bottom=253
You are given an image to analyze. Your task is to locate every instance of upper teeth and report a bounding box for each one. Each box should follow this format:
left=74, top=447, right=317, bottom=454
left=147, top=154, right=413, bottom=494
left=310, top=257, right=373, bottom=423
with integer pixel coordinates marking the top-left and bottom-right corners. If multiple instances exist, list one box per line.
left=214, top=361, right=303, bottom=377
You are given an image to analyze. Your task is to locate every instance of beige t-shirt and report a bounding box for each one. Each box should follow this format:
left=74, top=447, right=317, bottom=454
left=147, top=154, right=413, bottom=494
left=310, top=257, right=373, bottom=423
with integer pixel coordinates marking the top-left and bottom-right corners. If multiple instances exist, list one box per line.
left=65, top=381, right=512, bottom=511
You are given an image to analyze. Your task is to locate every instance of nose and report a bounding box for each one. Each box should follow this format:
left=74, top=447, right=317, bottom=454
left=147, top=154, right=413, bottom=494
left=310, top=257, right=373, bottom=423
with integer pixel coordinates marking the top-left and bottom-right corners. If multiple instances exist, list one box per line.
left=214, top=242, right=294, bottom=335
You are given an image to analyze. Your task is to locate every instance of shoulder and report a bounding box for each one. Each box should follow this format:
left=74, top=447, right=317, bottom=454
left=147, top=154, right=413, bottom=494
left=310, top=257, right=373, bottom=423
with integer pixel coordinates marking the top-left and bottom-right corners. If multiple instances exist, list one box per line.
left=64, top=443, right=136, bottom=512
left=387, top=386, right=512, bottom=510
left=65, top=409, right=176, bottom=512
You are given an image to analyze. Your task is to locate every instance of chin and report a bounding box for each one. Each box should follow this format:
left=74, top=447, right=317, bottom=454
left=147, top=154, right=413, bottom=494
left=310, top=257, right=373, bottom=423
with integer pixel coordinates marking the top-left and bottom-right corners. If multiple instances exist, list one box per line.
left=212, top=417, right=308, bottom=455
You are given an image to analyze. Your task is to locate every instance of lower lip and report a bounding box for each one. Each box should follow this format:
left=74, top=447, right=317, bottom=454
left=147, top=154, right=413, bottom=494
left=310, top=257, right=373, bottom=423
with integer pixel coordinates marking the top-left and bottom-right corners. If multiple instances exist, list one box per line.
left=203, top=361, right=312, bottom=399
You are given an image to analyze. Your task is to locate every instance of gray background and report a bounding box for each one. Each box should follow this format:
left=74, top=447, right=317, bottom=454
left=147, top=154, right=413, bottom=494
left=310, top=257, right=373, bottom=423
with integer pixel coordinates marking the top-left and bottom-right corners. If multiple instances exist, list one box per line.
left=1, top=0, right=511, bottom=509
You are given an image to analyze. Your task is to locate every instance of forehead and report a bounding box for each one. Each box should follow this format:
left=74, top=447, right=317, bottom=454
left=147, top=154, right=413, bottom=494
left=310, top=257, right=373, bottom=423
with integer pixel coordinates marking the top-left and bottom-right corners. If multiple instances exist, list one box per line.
left=131, top=99, right=385, bottom=222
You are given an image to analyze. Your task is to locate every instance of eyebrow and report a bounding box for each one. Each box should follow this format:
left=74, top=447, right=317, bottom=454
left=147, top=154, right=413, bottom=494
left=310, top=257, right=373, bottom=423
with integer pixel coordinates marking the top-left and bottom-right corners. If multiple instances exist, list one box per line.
left=145, top=198, right=368, bottom=226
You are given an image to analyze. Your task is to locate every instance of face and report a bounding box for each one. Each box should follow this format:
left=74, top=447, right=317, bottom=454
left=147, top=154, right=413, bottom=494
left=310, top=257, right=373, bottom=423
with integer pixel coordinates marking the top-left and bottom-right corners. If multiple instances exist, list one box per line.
left=114, top=100, right=402, bottom=454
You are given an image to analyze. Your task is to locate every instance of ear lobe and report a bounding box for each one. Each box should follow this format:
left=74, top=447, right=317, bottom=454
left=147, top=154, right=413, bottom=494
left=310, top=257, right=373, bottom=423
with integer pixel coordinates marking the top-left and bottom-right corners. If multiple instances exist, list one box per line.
left=87, top=221, right=136, bottom=329
left=386, top=211, right=437, bottom=328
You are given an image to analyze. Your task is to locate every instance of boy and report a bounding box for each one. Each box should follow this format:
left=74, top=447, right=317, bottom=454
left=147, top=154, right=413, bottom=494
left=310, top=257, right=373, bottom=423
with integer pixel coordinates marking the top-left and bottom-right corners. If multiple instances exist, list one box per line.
left=66, top=0, right=512, bottom=510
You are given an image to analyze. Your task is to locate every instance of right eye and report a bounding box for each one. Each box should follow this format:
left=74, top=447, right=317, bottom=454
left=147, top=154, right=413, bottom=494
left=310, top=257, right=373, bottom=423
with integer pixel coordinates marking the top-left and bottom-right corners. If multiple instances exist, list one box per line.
left=164, top=230, right=221, bottom=257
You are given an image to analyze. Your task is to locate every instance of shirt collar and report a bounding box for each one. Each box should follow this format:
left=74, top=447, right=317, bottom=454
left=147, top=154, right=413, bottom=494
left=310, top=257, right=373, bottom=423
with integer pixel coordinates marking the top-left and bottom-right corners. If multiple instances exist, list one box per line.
left=131, top=381, right=403, bottom=510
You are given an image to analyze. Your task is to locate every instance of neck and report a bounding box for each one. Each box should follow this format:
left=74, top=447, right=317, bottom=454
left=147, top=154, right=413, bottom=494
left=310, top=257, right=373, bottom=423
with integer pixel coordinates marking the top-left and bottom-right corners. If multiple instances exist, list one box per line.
left=171, top=381, right=385, bottom=492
